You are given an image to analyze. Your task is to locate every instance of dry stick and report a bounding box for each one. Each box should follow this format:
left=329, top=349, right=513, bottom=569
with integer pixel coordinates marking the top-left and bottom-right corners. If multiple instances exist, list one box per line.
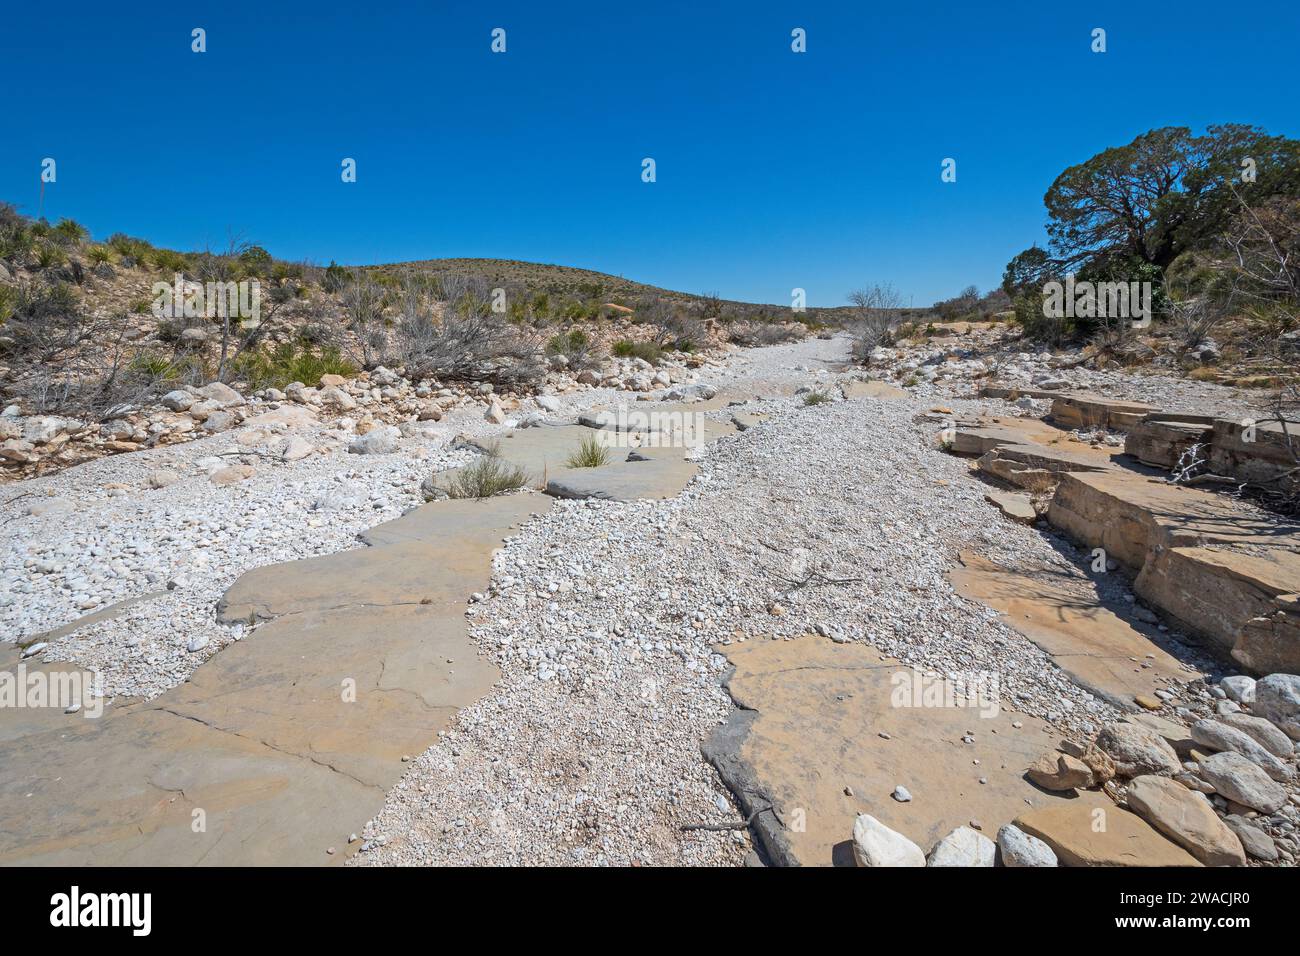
left=781, top=570, right=863, bottom=591
left=681, top=805, right=777, bottom=833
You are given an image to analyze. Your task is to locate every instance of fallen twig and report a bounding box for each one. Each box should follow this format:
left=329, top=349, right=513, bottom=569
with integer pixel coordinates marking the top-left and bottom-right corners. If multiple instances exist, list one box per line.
left=681, top=805, right=777, bottom=832
left=780, top=570, right=864, bottom=591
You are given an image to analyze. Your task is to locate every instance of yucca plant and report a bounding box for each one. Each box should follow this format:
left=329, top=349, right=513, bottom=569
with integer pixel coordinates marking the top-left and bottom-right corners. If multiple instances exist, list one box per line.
left=34, top=243, right=67, bottom=270
left=52, top=218, right=88, bottom=245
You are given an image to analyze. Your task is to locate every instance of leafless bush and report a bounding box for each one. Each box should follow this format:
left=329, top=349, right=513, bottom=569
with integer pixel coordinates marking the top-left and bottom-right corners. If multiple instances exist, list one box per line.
left=636, top=295, right=708, bottom=352
left=1, top=282, right=180, bottom=420
left=1165, top=294, right=1229, bottom=353
left=396, top=297, right=544, bottom=387
left=727, top=321, right=804, bottom=347
left=545, top=328, right=602, bottom=371
left=847, top=283, right=904, bottom=363
left=341, top=275, right=386, bottom=367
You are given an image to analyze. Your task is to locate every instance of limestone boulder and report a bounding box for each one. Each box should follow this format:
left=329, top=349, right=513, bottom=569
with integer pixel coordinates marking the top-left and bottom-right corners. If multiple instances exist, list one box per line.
left=1027, top=751, right=1094, bottom=792
left=1190, top=719, right=1294, bottom=782
left=1253, top=673, right=1300, bottom=740
left=1125, top=775, right=1246, bottom=867
left=996, top=824, right=1057, bottom=867
left=851, top=814, right=925, bottom=867
left=1195, top=751, right=1287, bottom=814
left=926, top=826, right=995, bottom=867
left=1096, top=722, right=1182, bottom=778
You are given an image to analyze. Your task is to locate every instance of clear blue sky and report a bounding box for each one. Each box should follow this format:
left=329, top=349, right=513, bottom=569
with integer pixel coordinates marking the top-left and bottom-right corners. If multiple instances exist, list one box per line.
left=3, top=1, right=1296, bottom=307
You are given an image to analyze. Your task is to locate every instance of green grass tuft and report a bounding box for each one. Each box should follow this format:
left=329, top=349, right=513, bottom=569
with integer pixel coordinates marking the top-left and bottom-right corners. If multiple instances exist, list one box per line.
left=566, top=433, right=610, bottom=468
left=444, top=449, right=530, bottom=499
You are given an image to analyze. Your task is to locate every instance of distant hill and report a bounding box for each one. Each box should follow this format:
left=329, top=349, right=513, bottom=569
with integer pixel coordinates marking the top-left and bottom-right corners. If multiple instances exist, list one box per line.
left=361, top=257, right=882, bottom=323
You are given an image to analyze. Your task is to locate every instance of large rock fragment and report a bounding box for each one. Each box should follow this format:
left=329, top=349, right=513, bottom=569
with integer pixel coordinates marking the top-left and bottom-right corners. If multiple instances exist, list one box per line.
left=1096, top=722, right=1182, bottom=778
left=926, top=826, right=995, bottom=867
left=1190, top=719, right=1294, bottom=782
left=1125, top=775, right=1245, bottom=867
left=1195, top=751, right=1287, bottom=814
left=1253, top=673, right=1300, bottom=740
left=996, top=824, right=1057, bottom=867
left=851, top=814, right=925, bottom=867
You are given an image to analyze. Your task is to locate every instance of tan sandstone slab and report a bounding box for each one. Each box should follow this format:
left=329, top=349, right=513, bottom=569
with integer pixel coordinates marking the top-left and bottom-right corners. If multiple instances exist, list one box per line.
left=0, top=494, right=547, bottom=866
left=949, top=552, right=1199, bottom=710
left=1015, top=792, right=1202, bottom=867
left=841, top=380, right=908, bottom=400
left=708, top=635, right=1082, bottom=866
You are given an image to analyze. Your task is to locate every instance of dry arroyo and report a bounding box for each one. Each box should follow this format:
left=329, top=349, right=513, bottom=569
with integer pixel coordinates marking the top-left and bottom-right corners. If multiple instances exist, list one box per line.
left=3, top=334, right=1299, bottom=867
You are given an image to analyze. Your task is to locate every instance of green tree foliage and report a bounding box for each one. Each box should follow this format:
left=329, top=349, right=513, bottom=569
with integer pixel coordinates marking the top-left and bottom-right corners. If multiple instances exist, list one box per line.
left=1043, top=125, right=1299, bottom=274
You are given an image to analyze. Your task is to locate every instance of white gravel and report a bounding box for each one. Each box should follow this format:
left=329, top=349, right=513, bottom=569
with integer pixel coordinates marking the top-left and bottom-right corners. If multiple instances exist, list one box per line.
left=352, top=335, right=1232, bottom=866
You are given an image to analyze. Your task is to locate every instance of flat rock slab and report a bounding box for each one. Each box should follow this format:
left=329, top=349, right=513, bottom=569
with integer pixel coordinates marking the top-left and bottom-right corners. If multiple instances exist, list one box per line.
left=220, top=496, right=547, bottom=622
left=708, top=635, right=1081, bottom=866
left=949, top=551, right=1199, bottom=710
left=1015, top=793, right=1201, bottom=866
left=456, top=408, right=734, bottom=502
left=0, top=494, right=546, bottom=866
left=984, top=490, right=1037, bottom=524
left=1050, top=393, right=1157, bottom=430
left=841, top=380, right=908, bottom=400
left=951, top=416, right=1122, bottom=470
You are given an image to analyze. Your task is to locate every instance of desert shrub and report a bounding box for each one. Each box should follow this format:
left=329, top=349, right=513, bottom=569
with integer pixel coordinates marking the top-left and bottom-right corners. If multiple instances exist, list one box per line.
left=239, top=245, right=273, bottom=273
left=233, top=343, right=355, bottom=390
left=394, top=302, right=545, bottom=387
left=546, top=328, right=601, bottom=370
left=611, top=339, right=664, bottom=364
left=655, top=313, right=707, bottom=352
left=1012, top=290, right=1077, bottom=346
left=847, top=283, right=904, bottom=362
left=51, top=219, right=88, bottom=246
left=151, top=248, right=189, bottom=273
left=107, top=233, right=154, bottom=267
left=444, top=449, right=530, bottom=499
left=0, top=284, right=15, bottom=323
left=34, top=243, right=67, bottom=271
left=727, top=322, right=804, bottom=347
left=566, top=433, right=610, bottom=468
left=0, top=221, right=35, bottom=262
left=802, top=390, right=832, bottom=406
left=1, top=288, right=177, bottom=417
left=128, top=351, right=180, bottom=380
left=323, top=261, right=352, bottom=292
left=86, top=244, right=114, bottom=265
left=296, top=321, right=337, bottom=346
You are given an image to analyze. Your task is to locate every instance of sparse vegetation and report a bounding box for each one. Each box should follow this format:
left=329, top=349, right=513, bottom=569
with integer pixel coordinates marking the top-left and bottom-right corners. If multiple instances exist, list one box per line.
left=546, top=328, right=601, bottom=371
left=443, top=448, right=530, bottom=499
left=847, top=283, right=904, bottom=363
left=802, top=390, right=832, bottom=406
left=611, top=339, right=664, bottom=364
left=233, top=343, right=355, bottom=391
left=566, top=433, right=611, bottom=468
